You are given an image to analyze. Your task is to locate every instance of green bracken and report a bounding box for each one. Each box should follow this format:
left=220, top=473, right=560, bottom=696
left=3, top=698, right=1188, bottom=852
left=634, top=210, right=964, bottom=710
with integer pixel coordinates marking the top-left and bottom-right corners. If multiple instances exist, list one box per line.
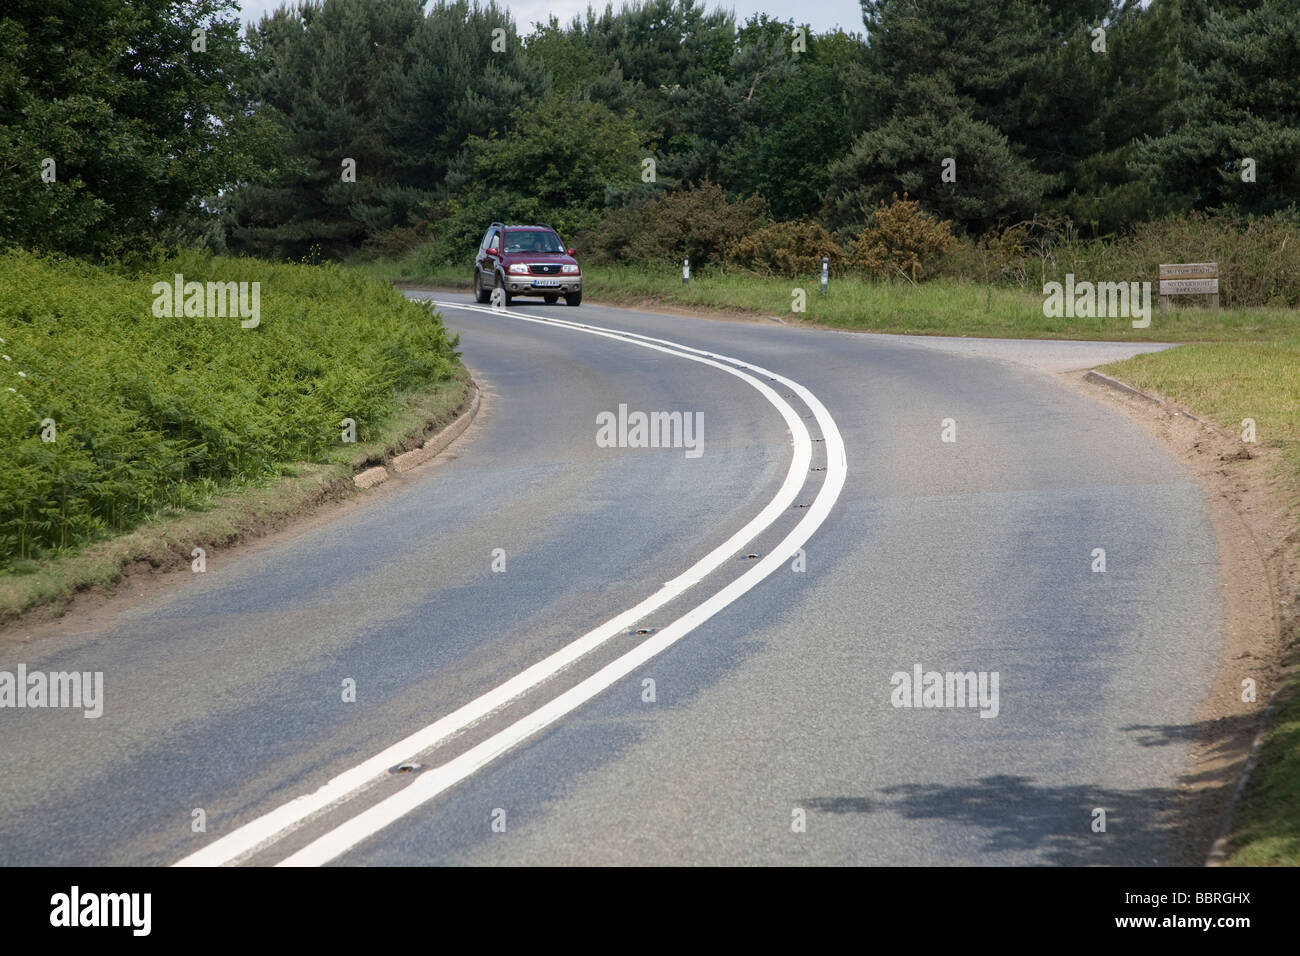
left=0, top=249, right=460, bottom=568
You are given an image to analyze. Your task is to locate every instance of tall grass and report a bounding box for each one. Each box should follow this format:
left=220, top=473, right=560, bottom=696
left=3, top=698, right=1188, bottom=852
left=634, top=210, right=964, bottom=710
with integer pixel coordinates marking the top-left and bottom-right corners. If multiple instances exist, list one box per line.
left=0, top=250, right=460, bottom=566
left=548, top=266, right=1295, bottom=342
left=946, top=213, right=1300, bottom=308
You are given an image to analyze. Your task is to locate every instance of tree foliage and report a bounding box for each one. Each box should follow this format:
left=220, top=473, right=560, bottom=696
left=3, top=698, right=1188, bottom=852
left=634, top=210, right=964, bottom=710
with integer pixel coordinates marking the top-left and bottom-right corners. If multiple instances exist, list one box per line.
left=1, top=0, right=1295, bottom=260
left=0, top=0, right=280, bottom=257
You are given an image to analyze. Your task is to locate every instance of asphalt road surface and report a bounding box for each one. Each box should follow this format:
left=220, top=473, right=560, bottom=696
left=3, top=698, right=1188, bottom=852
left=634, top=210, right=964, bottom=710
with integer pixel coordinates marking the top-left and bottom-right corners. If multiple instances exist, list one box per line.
left=0, top=294, right=1220, bottom=866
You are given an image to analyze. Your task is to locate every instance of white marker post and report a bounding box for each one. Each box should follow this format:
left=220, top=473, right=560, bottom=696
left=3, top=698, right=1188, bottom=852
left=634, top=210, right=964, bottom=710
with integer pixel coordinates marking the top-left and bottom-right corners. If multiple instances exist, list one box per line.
left=683, top=257, right=690, bottom=285
left=820, top=257, right=829, bottom=296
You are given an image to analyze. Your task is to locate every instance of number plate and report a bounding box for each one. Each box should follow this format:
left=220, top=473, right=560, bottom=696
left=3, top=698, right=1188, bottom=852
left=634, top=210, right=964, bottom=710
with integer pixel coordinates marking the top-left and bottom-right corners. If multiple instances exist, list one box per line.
left=532, top=279, right=561, bottom=287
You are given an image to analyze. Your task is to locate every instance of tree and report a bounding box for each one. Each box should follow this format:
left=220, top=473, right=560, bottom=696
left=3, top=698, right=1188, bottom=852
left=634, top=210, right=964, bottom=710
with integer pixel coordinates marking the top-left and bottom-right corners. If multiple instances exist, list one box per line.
left=381, top=1, right=551, bottom=189
left=854, top=0, right=1180, bottom=234
left=1134, top=0, right=1300, bottom=218
left=430, top=94, right=647, bottom=262
left=825, top=76, right=1052, bottom=233
left=565, top=0, right=736, bottom=183
left=720, top=21, right=873, bottom=219
left=0, top=0, right=279, bottom=257
left=224, top=0, right=549, bottom=259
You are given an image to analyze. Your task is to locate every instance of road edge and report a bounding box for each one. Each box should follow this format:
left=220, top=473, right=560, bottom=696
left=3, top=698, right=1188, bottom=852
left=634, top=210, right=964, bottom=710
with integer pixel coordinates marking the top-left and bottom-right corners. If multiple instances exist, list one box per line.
left=1076, top=367, right=1292, bottom=867
left=354, top=385, right=480, bottom=488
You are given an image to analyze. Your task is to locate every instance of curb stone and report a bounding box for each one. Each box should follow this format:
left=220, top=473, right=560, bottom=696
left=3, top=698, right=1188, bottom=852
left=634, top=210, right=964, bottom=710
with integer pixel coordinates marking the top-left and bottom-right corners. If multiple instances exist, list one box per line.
left=1084, top=369, right=1209, bottom=424
left=353, top=386, right=480, bottom=487
left=1205, top=685, right=1288, bottom=866
left=353, top=466, right=388, bottom=489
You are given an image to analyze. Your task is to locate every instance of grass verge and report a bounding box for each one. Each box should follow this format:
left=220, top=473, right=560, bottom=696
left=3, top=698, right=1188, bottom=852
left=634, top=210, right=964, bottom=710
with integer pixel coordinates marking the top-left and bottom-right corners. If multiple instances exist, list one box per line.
left=1222, top=686, right=1300, bottom=866
left=348, top=254, right=1300, bottom=343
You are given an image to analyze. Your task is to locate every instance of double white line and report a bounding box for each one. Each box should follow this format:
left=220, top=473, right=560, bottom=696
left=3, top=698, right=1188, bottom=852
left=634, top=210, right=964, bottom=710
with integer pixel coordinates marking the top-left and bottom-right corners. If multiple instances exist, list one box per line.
left=175, top=302, right=846, bottom=867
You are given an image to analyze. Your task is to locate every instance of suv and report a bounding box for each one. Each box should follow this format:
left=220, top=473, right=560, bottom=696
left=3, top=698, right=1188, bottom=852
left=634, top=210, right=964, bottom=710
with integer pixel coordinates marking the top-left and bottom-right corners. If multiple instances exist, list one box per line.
left=473, top=223, right=582, bottom=307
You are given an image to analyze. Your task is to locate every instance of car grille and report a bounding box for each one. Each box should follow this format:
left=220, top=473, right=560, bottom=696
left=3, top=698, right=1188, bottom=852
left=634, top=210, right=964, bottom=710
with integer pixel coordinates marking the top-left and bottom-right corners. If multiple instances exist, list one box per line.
left=528, top=264, right=562, bottom=275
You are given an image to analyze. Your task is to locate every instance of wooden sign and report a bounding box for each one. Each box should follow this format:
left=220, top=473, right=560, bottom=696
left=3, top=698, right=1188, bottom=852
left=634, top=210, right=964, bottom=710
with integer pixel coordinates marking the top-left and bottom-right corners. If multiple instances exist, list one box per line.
left=1158, top=262, right=1219, bottom=313
left=1160, top=278, right=1219, bottom=295
left=1159, top=263, right=1218, bottom=278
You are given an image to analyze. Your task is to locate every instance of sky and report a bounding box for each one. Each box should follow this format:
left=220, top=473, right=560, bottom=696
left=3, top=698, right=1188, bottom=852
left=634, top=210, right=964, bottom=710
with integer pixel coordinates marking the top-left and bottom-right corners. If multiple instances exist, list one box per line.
left=230, top=0, right=869, bottom=36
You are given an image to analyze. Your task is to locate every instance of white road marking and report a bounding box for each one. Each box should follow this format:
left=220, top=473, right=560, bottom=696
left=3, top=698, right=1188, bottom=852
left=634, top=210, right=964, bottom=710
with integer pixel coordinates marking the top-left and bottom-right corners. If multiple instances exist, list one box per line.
left=276, top=303, right=847, bottom=866
left=175, top=301, right=832, bottom=866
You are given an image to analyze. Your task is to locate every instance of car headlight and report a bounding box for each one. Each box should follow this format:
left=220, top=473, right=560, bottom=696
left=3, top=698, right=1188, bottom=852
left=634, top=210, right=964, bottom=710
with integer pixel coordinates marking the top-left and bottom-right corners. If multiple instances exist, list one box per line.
left=507, top=263, right=531, bottom=275
left=561, top=264, right=579, bottom=274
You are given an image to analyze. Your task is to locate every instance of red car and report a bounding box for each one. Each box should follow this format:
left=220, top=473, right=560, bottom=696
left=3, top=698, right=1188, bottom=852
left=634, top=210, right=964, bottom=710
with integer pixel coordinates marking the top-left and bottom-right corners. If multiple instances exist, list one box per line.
left=473, top=222, right=582, bottom=306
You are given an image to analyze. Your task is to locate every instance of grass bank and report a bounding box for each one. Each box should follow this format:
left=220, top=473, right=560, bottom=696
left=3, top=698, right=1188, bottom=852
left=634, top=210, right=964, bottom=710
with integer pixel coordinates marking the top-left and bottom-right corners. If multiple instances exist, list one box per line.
left=0, top=249, right=467, bottom=621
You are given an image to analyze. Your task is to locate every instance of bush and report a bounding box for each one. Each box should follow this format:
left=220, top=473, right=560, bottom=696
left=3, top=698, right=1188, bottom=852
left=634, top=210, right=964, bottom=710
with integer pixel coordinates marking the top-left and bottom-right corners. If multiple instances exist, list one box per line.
left=1120, top=212, right=1300, bottom=308
left=724, top=220, right=846, bottom=277
left=0, top=250, right=460, bottom=565
left=850, top=195, right=956, bottom=281
left=579, top=181, right=770, bottom=268
left=932, top=211, right=1300, bottom=307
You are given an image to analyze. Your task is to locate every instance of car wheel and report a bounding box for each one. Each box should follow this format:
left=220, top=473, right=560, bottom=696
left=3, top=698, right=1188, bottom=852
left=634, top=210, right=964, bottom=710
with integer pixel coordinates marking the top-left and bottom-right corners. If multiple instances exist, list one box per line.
left=565, top=291, right=582, bottom=307
left=474, top=270, right=490, bottom=304
left=495, top=274, right=513, bottom=307
left=543, top=294, right=558, bottom=304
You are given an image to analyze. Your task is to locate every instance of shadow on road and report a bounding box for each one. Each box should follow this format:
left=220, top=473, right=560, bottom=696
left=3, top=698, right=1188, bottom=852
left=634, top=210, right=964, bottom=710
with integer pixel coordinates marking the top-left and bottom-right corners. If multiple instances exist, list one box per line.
left=801, top=713, right=1260, bottom=865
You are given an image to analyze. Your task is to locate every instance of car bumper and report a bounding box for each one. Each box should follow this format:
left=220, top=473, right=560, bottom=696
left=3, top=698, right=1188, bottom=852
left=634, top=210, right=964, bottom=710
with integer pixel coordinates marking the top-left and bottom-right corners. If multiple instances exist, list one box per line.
left=507, top=278, right=581, bottom=294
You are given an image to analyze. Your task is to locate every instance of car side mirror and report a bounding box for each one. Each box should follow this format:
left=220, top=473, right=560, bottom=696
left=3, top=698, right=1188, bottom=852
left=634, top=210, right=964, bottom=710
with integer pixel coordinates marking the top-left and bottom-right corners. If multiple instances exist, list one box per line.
left=487, top=247, right=499, bottom=257
left=567, top=248, right=576, bottom=257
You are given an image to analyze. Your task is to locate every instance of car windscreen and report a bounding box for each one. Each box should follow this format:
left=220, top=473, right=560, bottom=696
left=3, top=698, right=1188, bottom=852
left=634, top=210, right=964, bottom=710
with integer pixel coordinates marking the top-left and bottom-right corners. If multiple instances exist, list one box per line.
left=504, top=230, right=565, bottom=253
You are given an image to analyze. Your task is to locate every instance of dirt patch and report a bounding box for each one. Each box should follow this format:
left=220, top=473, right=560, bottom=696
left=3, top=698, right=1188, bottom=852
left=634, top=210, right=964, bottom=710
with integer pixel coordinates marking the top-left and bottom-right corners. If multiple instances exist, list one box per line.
left=1066, top=370, right=1299, bottom=864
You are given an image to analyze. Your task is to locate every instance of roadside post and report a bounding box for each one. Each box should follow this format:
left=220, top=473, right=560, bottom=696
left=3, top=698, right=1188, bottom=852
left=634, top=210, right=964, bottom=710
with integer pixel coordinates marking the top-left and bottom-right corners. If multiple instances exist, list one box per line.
left=820, top=257, right=829, bottom=296
left=683, top=257, right=690, bottom=285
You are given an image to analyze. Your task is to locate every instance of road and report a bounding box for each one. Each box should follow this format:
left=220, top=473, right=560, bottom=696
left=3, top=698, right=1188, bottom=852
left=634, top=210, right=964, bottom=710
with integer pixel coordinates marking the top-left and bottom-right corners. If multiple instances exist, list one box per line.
left=0, top=294, right=1220, bottom=866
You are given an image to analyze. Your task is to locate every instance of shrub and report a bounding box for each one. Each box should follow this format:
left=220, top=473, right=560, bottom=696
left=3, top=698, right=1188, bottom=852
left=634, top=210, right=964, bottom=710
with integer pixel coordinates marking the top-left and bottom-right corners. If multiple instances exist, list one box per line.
left=579, top=181, right=770, bottom=268
left=851, top=195, right=956, bottom=282
left=724, top=220, right=846, bottom=277
left=933, top=211, right=1300, bottom=307
left=1120, top=212, right=1300, bottom=308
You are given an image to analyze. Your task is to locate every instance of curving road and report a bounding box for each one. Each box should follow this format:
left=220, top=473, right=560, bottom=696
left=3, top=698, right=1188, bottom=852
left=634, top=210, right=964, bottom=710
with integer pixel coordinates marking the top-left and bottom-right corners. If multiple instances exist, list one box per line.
left=0, top=293, right=1220, bottom=866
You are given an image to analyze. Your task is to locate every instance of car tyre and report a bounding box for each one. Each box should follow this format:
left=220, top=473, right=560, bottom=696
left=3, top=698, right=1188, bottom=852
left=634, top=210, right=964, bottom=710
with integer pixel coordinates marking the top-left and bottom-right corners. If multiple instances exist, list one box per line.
left=495, top=274, right=513, bottom=307
left=543, top=294, right=558, bottom=304
left=565, top=291, right=582, bottom=307
left=474, top=270, right=491, bottom=304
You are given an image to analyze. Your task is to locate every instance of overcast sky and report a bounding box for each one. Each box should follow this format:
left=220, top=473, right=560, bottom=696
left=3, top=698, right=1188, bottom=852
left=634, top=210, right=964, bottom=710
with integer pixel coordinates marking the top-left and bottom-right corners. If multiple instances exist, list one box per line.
left=230, top=0, right=868, bottom=36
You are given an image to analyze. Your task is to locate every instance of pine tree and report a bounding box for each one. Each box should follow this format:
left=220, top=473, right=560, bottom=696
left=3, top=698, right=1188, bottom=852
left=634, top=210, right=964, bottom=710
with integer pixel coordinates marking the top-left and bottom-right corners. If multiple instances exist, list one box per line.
left=1135, top=0, right=1300, bottom=217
